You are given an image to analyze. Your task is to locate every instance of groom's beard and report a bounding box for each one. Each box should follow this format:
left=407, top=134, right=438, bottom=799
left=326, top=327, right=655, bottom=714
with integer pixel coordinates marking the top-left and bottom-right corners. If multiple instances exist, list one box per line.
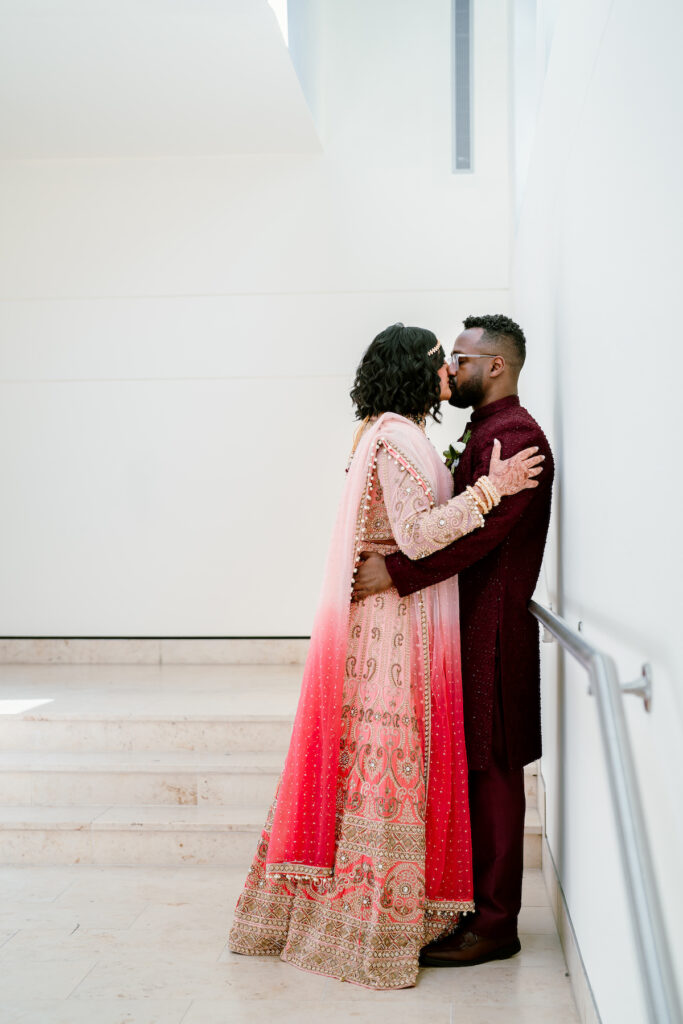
left=448, top=376, right=485, bottom=409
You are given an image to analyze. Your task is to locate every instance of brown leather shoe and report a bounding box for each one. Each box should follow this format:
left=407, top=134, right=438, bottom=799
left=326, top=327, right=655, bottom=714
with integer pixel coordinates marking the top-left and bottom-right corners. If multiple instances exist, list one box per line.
left=419, top=930, right=521, bottom=968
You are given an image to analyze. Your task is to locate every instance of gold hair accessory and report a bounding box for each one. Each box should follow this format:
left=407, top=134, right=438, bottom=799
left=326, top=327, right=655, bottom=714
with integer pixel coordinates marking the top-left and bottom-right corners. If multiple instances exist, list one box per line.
left=427, top=342, right=441, bottom=357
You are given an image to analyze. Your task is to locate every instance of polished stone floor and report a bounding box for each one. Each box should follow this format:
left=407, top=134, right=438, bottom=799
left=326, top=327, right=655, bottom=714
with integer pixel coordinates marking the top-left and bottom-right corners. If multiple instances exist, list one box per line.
left=0, top=864, right=579, bottom=1023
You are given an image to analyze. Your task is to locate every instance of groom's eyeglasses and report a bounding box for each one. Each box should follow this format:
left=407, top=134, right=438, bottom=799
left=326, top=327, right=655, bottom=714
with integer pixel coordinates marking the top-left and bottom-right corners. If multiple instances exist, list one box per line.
left=448, top=352, right=501, bottom=372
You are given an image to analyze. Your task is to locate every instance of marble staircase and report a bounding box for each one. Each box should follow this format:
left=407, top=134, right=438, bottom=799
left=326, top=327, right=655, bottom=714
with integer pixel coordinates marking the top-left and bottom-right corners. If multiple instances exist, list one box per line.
left=0, top=661, right=542, bottom=867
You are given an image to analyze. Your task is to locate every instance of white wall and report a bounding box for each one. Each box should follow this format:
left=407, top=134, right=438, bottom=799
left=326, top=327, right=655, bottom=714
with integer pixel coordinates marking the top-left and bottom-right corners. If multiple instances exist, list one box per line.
left=0, top=0, right=319, bottom=158
left=0, top=0, right=512, bottom=636
left=512, top=1, right=683, bottom=1020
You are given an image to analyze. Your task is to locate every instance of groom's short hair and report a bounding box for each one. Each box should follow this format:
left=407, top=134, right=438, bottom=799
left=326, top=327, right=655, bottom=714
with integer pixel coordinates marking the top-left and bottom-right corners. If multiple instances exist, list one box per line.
left=463, top=314, right=526, bottom=371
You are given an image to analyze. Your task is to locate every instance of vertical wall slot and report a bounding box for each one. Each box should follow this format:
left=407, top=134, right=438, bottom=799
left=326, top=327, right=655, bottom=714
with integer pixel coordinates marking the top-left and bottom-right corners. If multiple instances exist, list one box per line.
left=453, top=0, right=473, bottom=172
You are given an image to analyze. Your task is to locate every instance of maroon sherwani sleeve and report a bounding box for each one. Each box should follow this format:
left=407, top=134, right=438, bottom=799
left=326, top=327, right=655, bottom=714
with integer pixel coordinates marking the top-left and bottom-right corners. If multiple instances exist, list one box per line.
left=385, top=426, right=549, bottom=597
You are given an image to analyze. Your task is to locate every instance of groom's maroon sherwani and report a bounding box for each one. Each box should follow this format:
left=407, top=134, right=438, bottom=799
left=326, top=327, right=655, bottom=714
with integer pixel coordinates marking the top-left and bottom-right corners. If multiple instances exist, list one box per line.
left=385, top=394, right=554, bottom=940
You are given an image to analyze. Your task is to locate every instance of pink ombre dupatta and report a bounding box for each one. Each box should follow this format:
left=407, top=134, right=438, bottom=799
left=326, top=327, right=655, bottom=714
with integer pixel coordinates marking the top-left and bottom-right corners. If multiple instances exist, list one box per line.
left=266, top=413, right=467, bottom=893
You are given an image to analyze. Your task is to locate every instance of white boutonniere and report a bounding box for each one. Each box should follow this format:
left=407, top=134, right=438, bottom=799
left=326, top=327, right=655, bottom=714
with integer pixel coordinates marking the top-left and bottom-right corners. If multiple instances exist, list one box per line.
left=443, top=428, right=472, bottom=477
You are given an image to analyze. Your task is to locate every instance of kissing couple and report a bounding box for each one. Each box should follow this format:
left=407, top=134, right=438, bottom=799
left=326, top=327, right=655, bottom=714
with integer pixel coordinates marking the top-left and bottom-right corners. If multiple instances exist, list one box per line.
left=229, top=314, right=554, bottom=989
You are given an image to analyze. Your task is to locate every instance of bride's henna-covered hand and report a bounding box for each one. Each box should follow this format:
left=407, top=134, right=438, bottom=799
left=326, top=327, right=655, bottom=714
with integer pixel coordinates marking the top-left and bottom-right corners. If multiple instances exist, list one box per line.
left=487, top=438, right=545, bottom=497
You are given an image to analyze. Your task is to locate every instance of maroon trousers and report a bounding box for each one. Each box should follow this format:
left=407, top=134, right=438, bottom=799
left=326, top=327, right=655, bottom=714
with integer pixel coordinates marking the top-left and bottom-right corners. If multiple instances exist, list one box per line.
left=465, top=666, right=526, bottom=940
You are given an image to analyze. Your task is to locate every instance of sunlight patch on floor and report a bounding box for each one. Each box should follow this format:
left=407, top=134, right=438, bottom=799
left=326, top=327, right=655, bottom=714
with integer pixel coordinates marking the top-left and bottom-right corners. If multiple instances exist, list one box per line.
left=0, top=698, right=54, bottom=715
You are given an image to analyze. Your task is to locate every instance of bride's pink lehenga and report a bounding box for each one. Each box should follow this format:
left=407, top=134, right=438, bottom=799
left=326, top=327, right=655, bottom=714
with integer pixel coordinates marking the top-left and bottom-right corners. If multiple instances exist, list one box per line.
left=229, top=413, right=486, bottom=989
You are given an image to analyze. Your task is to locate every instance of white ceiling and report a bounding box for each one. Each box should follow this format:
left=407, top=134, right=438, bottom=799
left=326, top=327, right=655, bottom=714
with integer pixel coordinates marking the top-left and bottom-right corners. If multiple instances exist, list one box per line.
left=0, top=0, right=319, bottom=158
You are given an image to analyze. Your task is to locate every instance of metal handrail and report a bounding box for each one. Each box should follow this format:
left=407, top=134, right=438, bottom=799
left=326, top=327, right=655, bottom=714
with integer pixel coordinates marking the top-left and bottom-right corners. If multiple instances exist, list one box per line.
left=529, top=600, right=682, bottom=1024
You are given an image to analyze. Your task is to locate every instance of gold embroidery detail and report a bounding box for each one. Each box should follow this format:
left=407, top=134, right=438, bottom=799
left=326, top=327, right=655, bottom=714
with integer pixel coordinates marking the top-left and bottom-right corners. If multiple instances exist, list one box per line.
left=266, top=863, right=334, bottom=881
left=425, top=900, right=476, bottom=916
left=376, top=437, right=436, bottom=501
left=418, top=590, right=431, bottom=796
left=230, top=808, right=472, bottom=988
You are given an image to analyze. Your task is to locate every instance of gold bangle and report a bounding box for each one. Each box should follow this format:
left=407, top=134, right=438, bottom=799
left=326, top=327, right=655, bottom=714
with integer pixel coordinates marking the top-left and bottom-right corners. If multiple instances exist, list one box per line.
left=475, top=476, right=494, bottom=507
left=474, top=476, right=491, bottom=502
left=466, top=485, right=489, bottom=518
left=469, top=483, right=492, bottom=514
left=487, top=477, right=502, bottom=505
left=487, top=476, right=502, bottom=505
left=477, top=475, right=501, bottom=507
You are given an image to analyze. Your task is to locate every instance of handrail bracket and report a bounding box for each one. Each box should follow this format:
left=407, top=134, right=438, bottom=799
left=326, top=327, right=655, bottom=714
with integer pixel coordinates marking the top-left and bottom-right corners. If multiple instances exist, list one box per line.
left=620, top=662, right=653, bottom=713
left=539, top=612, right=653, bottom=713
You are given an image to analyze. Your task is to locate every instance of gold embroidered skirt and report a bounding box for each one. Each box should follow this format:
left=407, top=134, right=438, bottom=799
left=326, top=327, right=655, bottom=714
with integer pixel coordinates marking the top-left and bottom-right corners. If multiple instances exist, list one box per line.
left=228, top=589, right=473, bottom=990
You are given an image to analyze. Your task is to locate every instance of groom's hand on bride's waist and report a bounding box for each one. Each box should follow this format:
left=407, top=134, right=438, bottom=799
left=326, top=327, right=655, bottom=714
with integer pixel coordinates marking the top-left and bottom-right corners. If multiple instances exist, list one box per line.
left=352, top=551, right=392, bottom=602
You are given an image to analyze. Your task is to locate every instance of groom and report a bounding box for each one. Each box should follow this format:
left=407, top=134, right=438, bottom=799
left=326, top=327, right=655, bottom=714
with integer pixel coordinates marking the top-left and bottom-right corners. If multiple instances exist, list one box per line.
left=352, top=314, right=554, bottom=966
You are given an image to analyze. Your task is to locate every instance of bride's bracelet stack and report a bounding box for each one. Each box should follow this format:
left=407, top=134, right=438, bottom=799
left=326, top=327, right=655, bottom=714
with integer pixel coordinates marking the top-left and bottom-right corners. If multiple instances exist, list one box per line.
left=466, top=476, right=502, bottom=518
left=474, top=475, right=502, bottom=512
left=463, top=488, right=486, bottom=528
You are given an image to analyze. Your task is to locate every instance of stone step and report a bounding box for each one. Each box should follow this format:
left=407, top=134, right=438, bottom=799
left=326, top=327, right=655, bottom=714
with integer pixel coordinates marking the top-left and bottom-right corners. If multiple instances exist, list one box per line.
left=0, top=664, right=302, bottom=753
left=0, top=638, right=310, bottom=665
left=0, top=805, right=543, bottom=867
left=0, top=670, right=544, bottom=771
left=0, top=750, right=286, bottom=808
left=0, top=748, right=537, bottom=807
left=0, top=715, right=296, bottom=754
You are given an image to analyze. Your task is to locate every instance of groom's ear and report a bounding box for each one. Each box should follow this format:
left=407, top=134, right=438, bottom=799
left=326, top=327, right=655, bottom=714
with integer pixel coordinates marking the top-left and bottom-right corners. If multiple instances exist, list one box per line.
left=489, top=356, right=506, bottom=378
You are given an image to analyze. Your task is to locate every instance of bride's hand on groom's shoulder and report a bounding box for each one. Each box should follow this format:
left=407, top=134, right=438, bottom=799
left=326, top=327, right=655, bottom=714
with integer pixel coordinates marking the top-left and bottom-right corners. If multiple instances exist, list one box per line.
left=487, top=438, right=545, bottom=497
left=352, top=551, right=392, bottom=602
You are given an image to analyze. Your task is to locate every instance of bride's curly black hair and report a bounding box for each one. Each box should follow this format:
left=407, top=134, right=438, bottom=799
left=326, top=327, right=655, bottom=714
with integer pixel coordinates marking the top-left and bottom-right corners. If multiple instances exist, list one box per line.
left=350, top=323, right=445, bottom=423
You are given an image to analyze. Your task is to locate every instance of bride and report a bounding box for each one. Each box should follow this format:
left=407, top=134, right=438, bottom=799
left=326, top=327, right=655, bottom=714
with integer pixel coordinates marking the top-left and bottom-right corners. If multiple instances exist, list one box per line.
left=229, top=323, right=542, bottom=989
